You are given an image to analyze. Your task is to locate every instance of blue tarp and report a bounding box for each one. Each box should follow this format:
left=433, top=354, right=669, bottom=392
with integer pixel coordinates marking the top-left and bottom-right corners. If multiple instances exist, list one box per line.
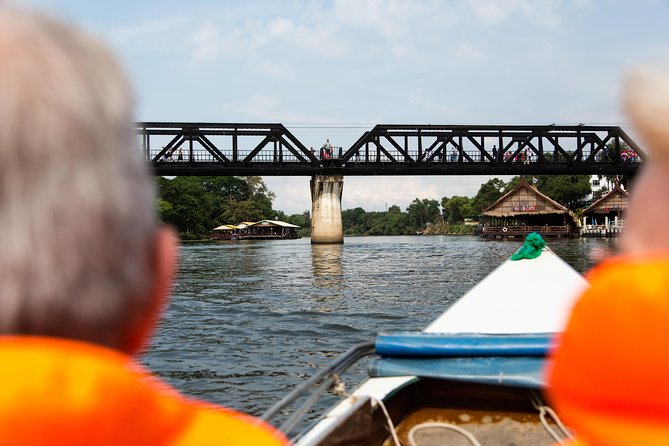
left=368, top=356, right=546, bottom=388
left=375, top=332, right=555, bottom=357
left=369, top=332, right=556, bottom=389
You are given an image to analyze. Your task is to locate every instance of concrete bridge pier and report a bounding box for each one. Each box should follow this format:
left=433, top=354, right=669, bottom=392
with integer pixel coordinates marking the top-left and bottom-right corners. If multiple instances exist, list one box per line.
left=310, top=175, right=344, bottom=244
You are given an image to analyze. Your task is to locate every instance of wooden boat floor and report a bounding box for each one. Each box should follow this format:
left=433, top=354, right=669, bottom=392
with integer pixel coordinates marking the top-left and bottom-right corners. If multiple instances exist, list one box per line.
left=311, top=378, right=568, bottom=446
left=384, top=407, right=555, bottom=446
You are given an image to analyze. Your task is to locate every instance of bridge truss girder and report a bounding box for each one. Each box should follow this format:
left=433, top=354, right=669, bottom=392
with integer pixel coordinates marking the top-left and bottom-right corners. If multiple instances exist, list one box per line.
left=139, top=122, right=319, bottom=176
left=139, top=123, right=645, bottom=176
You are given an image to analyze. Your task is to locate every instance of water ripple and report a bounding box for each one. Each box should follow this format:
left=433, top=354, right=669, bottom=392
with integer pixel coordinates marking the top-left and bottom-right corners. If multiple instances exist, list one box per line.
left=142, top=235, right=608, bottom=421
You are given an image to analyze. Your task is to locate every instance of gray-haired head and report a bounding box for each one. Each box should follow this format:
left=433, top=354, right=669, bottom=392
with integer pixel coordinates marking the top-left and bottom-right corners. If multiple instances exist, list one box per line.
left=0, top=6, right=159, bottom=349
left=619, top=64, right=669, bottom=255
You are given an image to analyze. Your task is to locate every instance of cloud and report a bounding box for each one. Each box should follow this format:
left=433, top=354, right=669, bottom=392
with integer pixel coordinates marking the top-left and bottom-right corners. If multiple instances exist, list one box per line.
left=268, top=17, right=295, bottom=37
left=264, top=177, right=312, bottom=214
left=190, top=22, right=223, bottom=60
left=465, top=0, right=562, bottom=29
left=573, top=0, right=594, bottom=9
left=108, top=16, right=185, bottom=44
left=268, top=175, right=503, bottom=215
left=332, top=0, right=456, bottom=41
left=454, top=41, right=486, bottom=63
left=188, top=16, right=352, bottom=64
left=220, top=92, right=340, bottom=123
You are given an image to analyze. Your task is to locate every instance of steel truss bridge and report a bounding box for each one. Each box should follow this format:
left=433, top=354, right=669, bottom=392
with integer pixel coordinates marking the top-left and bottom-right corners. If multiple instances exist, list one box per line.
left=139, top=123, right=644, bottom=176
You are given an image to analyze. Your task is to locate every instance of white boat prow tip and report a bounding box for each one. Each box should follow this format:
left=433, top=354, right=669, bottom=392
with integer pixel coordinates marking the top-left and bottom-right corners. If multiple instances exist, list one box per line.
left=425, top=247, right=588, bottom=335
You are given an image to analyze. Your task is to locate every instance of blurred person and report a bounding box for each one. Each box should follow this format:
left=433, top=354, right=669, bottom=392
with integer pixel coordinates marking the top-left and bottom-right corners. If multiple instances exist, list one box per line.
left=548, top=64, right=669, bottom=445
left=0, top=5, right=286, bottom=445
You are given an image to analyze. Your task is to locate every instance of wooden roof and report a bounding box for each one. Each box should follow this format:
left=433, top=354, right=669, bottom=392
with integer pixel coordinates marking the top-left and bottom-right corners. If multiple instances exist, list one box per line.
left=583, top=182, right=629, bottom=215
left=246, top=220, right=300, bottom=228
left=483, top=177, right=572, bottom=217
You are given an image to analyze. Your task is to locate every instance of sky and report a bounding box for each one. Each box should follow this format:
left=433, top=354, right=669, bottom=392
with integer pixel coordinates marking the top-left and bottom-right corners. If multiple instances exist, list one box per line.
left=15, top=0, right=669, bottom=214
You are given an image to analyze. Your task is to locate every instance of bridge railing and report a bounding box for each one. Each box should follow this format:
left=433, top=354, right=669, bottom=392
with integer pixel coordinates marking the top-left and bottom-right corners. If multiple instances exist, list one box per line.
left=138, top=123, right=646, bottom=176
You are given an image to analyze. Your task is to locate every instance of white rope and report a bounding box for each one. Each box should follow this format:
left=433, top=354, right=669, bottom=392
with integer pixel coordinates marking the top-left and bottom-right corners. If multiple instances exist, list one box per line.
left=330, top=374, right=401, bottom=446
left=529, top=391, right=574, bottom=444
left=331, top=374, right=347, bottom=397
left=372, top=397, right=402, bottom=446
left=407, top=422, right=482, bottom=446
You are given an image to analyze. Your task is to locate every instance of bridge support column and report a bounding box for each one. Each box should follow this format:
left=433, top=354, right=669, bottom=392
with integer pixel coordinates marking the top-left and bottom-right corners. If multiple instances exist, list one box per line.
left=310, top=175, right=344, bottom=244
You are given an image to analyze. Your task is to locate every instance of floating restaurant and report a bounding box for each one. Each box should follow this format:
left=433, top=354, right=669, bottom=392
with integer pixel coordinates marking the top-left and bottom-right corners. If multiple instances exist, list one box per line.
left=481, top=177, right=577, bottom=238
left=581, top=182, right=628, bottom=237
left=211, top=220, right=300, bottom=240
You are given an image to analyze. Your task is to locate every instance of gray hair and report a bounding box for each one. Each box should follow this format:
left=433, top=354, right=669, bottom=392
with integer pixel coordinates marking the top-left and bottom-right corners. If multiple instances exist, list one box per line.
left=0, top=6, right=158, bottom=349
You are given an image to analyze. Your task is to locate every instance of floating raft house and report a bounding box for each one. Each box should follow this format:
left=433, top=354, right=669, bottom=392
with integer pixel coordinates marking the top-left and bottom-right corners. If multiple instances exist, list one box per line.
left=481, top=177, right=576, bottom=238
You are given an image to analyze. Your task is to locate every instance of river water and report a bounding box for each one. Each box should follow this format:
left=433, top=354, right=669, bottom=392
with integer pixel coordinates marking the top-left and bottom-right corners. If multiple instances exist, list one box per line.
left=141, top=235, right=614, bottom=425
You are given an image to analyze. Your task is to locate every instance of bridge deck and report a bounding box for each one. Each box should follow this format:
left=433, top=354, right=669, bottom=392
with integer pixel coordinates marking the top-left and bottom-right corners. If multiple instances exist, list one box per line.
left=139, top=123, right=644, bottom=176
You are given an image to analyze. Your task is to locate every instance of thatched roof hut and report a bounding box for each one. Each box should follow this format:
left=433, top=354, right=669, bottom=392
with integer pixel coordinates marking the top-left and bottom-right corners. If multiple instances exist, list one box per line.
left=581, top=182, right=628, bottom=236
left=582, top=182, right=628, bottom=220
left=481, top=177, right=576, bottom=237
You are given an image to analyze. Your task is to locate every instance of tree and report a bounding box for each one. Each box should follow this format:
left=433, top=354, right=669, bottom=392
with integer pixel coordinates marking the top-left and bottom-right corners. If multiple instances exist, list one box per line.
left=240, top=176, right=275, bottom=217
left=284, top=210, right=311, bottom=236
left=470, top=178, right=506, bottom=215
left=219, top=199, right=265, bottom=224
left=535, top=175, right=591, bottom=209
left=443, top=196, right=473, bottom=224
left=342, top=207, right=367, bottom=234
left=441, top=196, right=449, bottom=221
left=155, top=175, right=279, bottom=237
left=406, top=198, right=440, bottom=227
left=156, top=177, right=211, bottom=234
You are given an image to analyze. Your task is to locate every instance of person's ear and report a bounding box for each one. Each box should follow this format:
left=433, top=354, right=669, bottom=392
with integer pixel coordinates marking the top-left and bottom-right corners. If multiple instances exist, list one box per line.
left=122, top=226, right=179, bottom=355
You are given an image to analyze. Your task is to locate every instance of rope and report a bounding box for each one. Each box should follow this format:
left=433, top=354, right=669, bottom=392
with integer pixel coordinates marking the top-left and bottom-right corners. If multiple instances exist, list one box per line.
left=529, top=391, right=574, bottom=444
left=331, top=373, right=347, bottom=397
left=330, top=373, right=401, bottom=446
left=407, top=422, right=482, bottom=446
left=373, top=397, right=402, bottom=446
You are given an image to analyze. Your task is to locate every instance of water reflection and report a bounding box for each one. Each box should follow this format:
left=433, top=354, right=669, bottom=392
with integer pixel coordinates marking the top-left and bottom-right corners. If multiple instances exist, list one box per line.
left=311, top=244, right=344, bottom=298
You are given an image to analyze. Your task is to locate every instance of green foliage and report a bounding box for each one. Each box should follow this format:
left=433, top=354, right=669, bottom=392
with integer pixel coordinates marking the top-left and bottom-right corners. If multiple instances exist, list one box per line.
left=342, top=207, right=367, bottom=234
left=470, top=178, right=506, bottom=215
left=448, top=224, right=477, bottom=235
left=342, top=206, right=418, bottom=235
left=284, top=210, right=312, bottom=237
left=156, top=173, right=594, bottom=239
left=423, top=223, right=477, bottom=235
left=534, top=175, right=591, bottom=209
left=156, top=176, right=277, bottom=237
left=406, top=198, right=441, bottom=227
left=442, top=196, right=473, bottom=224
left=503, top=176, right=521, bottom=193
left=219, top=199, right=265, bottom=223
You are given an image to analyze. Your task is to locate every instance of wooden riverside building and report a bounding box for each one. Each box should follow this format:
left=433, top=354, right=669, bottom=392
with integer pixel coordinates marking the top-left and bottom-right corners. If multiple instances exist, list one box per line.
left=211, top=220, right=300, bottom=240
left=581, top=182, right=628, bottom=237
left=481, top=177, right=577, bottom=238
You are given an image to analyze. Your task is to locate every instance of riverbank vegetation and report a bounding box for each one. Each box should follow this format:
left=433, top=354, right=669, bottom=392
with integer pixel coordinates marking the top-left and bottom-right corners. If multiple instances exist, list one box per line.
left=156, top=174, right=593, bottom=238
left=156, top=176, right=309, bottom=239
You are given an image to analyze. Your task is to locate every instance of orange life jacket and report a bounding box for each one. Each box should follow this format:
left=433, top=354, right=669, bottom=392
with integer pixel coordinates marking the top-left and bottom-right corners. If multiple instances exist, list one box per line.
left=548, top=253, right=669, bottom=446
left=0, top=336, right=288, bottom=446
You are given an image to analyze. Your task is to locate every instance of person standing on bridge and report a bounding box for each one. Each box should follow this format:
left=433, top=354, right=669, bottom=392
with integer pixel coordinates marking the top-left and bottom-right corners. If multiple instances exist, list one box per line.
left=0, top=5, right=286, bottom=446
